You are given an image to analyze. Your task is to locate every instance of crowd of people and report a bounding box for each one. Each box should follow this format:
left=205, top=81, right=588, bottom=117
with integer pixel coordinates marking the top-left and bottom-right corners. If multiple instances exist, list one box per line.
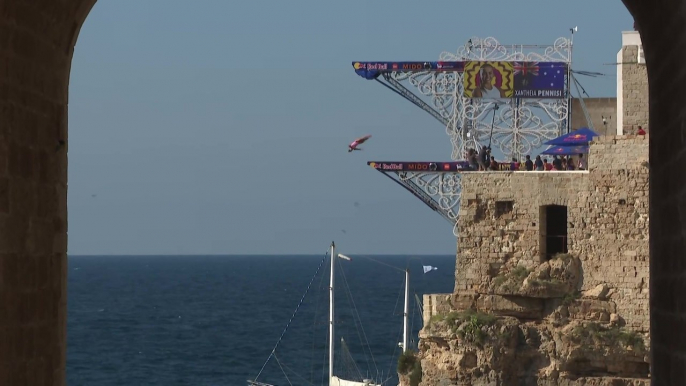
left=465, top=146, right=587, bottom=171
left=460, top=125, right=647, bottom=172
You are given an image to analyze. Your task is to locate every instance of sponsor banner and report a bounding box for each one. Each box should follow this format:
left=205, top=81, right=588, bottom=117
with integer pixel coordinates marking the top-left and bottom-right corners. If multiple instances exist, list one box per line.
left=352, top=61, right=465, bottom=79
left=463, top=61, right=566, bottom=99
left=367, top=161, right=471, bottom=171
left=352, top=61, right=465, bottom=72
left=512, top=62, right=566, bottom=99
left=353, top=60, right=566, bottom=99
left=463, top=61, right=515, bottom=98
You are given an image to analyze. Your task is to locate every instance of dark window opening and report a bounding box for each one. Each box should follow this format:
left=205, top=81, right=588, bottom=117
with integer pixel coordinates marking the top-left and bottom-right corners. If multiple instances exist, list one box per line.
left=540, top=205, right=568, bottom=261
left=495, top=201, right=514, bottom=217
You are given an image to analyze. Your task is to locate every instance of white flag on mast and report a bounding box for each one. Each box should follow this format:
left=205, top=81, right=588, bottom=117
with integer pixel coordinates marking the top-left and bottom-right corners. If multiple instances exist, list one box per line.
left=422, top=265, right=438, bottom=274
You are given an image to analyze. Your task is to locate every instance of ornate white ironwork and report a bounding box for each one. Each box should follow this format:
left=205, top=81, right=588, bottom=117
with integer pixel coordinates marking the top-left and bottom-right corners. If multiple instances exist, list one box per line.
left=387, top=36, right=573, bottom=161
left=396, top=171, right=463, bottom=236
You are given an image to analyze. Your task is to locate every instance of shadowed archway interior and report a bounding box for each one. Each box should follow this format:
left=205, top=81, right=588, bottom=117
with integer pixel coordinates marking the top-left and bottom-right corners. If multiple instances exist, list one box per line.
left=0, top=0, right=682, bottom=384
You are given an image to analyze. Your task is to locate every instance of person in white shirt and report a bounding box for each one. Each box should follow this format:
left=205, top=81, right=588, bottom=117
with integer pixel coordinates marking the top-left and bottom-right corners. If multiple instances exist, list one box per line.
left=578, top=153, right=587, bottom=170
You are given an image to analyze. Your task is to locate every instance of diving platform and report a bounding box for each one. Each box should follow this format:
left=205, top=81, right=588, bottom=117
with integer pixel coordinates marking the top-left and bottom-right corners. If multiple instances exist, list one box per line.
left=357, top=35, right=597, bottom=237
left=367, top=161, right=471, bottom=234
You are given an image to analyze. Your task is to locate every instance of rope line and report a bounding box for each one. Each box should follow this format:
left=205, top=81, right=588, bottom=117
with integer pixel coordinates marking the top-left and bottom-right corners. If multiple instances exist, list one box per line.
left=253, top=251, right=329, bottom=382
left=273, top=354, right=293, bottom=386
left=355, top=254, right=406, bottom=273
left=274, top=353, right=316, bottom=386
left=338, top=259, right=379, bottom=377
left=308, top=255, right=328, bottom=383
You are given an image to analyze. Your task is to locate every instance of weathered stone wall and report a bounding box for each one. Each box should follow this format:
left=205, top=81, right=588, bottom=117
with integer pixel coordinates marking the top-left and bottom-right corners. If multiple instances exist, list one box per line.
left=0, top=1, right=96, bottom=385
left=628, top=0, right=686, bottom=381
left=454, top=135, right=649, bottom=332
left=571, top=98, right=617, bottom=136
left=621, top=45, right=649, bottom=134
left=422, top=294, right=452, bottom=326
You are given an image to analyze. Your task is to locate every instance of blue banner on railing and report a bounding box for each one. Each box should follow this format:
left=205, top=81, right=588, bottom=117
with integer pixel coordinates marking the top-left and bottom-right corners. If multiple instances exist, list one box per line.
left=367, top=161, right=471, bottom=171
left=354, top=60, right=567, bottom=99
left=352, top=61, right=465, bottom=80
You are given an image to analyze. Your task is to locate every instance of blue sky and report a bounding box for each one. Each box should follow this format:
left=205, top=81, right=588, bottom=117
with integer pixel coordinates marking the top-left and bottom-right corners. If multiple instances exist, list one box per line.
left=67, top=0, right=634, bottom=255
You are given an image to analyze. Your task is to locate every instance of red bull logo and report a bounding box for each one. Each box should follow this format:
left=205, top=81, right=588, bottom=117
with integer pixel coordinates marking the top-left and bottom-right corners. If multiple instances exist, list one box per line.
left=354, top=62, right=388, bottom=70
left=366, top=63, right=388, bottom=70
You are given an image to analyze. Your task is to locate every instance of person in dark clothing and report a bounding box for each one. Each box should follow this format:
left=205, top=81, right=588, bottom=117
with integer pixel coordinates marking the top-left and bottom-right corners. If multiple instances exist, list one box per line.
left=552, top=155, right=563, bottom=170
left=525, top=155, right=534, bottom=171
left=478, top=146, right=489, bottom=171
left=489, top=156, right=499, bottom=171
left=467, top=148, right=479, bottom=170
left=534, top=155, right=544, bottom=171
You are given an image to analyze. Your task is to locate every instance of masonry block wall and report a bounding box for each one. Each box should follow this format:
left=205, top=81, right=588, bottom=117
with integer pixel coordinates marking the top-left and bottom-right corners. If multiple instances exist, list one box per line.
left=571, top=97, right=617, bottom=136
left=621, top=42, right=649, bottom=134
left=454, top=136, right=649, bottom=332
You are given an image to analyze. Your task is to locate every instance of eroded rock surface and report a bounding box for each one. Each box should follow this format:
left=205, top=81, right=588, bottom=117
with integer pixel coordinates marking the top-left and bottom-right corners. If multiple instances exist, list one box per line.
left=414, top=255, right=650, bottom=386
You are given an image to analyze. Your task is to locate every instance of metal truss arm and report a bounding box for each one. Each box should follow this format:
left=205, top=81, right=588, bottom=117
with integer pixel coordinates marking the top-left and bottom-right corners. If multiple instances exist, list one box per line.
left=378, top=74, right=449, bottom=127
left=373, top=169, right=461, bottom=226
left=376, top=170, right=447, bottom=219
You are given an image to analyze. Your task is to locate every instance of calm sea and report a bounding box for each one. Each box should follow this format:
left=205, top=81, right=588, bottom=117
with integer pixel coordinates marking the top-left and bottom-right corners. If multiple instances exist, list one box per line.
left=67, top=254, right=455, bottom=386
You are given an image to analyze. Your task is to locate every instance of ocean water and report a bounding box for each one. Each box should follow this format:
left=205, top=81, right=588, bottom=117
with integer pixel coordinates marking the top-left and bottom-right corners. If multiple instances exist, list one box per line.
left=67, top=254, right=455, bottom=386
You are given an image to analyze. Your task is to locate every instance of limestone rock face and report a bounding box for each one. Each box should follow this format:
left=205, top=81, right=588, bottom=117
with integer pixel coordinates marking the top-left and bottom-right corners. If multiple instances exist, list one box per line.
left=417, top=268, right=650, bottom=386
left=492, top=254, right=582, bottom=299
left=419, top=314, right=650, bottom=386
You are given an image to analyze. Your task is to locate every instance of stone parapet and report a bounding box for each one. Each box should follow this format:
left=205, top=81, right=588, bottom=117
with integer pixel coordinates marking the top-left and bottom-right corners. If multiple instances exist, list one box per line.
left=452, top=135, right=649, bottom=333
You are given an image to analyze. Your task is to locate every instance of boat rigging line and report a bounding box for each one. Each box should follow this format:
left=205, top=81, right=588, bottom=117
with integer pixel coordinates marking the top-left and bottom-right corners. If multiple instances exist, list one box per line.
left=252, top=251, right=329, bottom=384
left=337, top=258, right=380, bottom=378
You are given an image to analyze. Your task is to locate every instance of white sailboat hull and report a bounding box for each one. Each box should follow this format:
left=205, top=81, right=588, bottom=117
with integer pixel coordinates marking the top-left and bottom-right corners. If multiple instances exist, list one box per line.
left=330, top=375, right=381, bottom=386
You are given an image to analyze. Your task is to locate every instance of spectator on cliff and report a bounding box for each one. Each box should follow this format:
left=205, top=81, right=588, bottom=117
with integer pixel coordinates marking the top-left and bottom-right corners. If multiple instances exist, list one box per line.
left=637, top=126, right=646, bottom=135
left=534, top=155, right=544, bottom=171
left=467, top=148, right=478, bottom=170
left=524, top=155, right=534, bottom=171
left=489, top=156, right=499, bottom=171
left=478, top=146, right=489, bottom=171
left=552, top=155, right=563, bottom=170
left=510, top=157, right=519, bottom=171
left=578, top=154, right=587, bottom=170
left=543, top=158, right=553, bottom=171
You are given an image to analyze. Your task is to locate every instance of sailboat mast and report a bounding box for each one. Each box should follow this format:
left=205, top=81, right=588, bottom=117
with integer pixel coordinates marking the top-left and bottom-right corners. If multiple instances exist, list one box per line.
left=403, top=269, right=409, bottom=352
left=329, top=241, right=335, bottom=385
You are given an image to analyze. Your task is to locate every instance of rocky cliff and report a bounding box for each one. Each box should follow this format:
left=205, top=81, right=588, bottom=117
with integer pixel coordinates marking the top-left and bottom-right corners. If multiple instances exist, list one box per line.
left=405, top=254, right=650, bottom=386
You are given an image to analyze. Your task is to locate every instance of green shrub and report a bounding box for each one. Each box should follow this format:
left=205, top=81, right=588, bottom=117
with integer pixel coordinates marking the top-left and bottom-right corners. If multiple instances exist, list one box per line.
left=493, top=265, right=531, bottom=291
left=409, top=360, right=422, bottom=386
left=511, top=265, right=530, bottom=279
left=397, top=350, right=422, bottom=386
left=397, top=350, right=417, bottom=374
left=571, top=322, right=645, bottom=351
left=561, top=291, right=581, bottom=306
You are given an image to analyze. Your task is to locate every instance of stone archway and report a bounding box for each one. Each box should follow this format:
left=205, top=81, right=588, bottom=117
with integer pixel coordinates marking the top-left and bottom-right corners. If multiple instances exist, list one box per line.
left=0, top=0, right=682, bottom=384
left=623, top=1, right=686, bottom=384
left=0, top=1, right=97, bottom=384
